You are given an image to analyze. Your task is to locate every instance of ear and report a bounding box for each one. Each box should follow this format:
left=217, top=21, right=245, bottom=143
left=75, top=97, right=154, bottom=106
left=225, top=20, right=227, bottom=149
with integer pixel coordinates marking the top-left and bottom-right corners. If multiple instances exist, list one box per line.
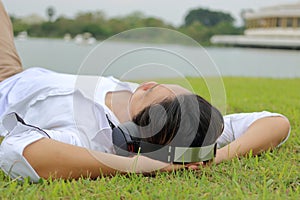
left=139, top=81, right=157, bottom=91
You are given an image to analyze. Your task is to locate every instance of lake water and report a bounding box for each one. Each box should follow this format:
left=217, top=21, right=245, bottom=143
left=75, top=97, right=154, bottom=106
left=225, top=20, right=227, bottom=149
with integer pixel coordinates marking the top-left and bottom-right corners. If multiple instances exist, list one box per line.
left=15, top=38, right=300, bottom=79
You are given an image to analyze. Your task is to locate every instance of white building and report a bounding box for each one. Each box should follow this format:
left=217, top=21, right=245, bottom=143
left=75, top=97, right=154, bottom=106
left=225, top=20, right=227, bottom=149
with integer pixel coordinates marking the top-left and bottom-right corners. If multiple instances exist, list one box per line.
left=211, top=2, right=300, bottom=49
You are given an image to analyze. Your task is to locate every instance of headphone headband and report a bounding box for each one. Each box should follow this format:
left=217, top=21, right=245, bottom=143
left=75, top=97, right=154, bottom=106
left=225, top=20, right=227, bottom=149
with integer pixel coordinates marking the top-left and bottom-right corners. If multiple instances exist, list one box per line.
left=107, top=115, right=217, bottom=163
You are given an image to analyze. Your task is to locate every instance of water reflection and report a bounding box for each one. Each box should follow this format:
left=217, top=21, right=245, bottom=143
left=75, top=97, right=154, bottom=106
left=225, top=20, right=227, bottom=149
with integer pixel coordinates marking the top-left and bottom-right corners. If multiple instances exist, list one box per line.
left=15, top=38, right=300, bottom=78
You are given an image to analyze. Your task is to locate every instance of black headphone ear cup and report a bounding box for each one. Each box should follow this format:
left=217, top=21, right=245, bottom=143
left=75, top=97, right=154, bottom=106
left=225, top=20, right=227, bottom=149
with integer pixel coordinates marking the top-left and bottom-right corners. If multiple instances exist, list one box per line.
left=112, top=126, right=137, bottom=156
left=112, top=127, right=128, bottom=151
left=107, top=115, right=140, bottom=155
left=214, top=143, right=217, bottom=157
left=118, top=121, right=141, bottom=138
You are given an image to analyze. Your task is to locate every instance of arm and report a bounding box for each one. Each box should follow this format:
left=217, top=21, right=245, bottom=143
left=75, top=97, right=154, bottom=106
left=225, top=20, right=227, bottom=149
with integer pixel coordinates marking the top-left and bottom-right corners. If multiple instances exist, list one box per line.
left=214, top=116, right=290, bottom=164
left=23, top=138, right=183, bottom=180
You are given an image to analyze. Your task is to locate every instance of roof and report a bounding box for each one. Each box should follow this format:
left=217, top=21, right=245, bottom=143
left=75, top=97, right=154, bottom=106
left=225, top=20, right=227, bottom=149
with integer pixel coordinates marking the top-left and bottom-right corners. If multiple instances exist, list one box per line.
left=244, top=2, right=300, bottom=19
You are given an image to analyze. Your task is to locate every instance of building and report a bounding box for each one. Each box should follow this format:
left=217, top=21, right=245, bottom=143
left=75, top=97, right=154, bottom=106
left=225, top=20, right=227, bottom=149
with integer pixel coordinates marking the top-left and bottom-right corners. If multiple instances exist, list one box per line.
left=211, top=2, right=300, bottom=49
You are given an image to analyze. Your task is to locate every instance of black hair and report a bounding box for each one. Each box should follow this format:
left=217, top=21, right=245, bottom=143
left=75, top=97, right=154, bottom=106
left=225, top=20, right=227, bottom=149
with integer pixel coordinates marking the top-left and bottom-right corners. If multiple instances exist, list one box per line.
left=132, top=94, right=224, bottom=148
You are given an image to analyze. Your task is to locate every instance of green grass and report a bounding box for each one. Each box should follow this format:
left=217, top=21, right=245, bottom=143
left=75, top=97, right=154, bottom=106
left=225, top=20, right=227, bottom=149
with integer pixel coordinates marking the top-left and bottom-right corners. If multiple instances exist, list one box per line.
left=1, top=77, right=299, bottom=199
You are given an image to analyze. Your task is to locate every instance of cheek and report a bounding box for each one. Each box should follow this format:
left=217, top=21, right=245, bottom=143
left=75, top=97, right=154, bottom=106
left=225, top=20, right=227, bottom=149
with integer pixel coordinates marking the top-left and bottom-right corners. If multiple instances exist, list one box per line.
left=129, top=92, right=143, bottom=118
left=153, top=91, right=173, bottom=103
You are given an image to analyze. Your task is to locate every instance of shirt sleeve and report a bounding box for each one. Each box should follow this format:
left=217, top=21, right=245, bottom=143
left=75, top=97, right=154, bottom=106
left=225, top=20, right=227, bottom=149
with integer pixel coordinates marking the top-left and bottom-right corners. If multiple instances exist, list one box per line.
left=0, top=112, right=48, bottom=182
left=0, top=112, right=85, bottom=182
left=216, top=111, right=291, bottom=149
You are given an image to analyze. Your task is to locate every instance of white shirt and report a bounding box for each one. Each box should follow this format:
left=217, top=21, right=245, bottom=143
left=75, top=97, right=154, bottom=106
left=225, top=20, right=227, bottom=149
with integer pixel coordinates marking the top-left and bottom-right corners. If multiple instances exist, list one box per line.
left=0, top=67, right=138, bottom=152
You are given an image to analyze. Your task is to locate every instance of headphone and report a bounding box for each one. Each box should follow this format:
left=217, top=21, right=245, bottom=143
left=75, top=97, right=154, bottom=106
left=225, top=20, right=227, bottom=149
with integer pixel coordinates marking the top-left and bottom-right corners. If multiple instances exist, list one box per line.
left=106, top=115, right=217, bottom=163
left=4, top=112, right=216, bottom=163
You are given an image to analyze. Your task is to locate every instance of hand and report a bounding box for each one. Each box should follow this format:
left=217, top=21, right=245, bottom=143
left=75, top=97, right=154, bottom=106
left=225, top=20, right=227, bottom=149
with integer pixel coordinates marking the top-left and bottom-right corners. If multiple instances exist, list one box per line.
left=184, top=162, right=206, bottom=170
left=160, top=162, right=201, bottom=172
left=160, top=162, right=185, bottom=172
left=214, top=149, right=226, bottom=164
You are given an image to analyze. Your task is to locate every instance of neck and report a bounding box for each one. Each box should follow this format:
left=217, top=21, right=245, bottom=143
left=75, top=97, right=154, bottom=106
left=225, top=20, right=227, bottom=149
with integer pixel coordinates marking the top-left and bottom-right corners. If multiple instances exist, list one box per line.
left=105, top=91, right=132, bottom=123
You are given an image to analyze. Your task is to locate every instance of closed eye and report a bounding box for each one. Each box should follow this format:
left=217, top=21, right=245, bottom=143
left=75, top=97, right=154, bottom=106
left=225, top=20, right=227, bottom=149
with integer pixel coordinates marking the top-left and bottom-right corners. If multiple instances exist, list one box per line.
left=145, top=84, right=160, bottom=96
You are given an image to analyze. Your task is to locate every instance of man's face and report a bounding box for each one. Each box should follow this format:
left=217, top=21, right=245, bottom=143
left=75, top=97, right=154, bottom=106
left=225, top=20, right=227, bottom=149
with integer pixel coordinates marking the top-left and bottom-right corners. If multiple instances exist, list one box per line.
left=129, top=81, right=191, bottom=118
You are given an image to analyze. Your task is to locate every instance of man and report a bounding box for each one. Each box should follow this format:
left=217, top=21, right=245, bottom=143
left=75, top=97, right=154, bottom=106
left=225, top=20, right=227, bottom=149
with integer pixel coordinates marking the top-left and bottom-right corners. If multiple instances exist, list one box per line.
left=0, top=1, right=290, bottom=182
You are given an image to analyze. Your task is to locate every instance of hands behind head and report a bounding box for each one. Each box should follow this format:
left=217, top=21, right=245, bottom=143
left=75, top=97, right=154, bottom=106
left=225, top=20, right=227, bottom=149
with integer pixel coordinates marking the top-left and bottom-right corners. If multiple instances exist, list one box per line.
left=160, top=161, right=211, bottom=173
left=184, top=162, right=205, bottom=170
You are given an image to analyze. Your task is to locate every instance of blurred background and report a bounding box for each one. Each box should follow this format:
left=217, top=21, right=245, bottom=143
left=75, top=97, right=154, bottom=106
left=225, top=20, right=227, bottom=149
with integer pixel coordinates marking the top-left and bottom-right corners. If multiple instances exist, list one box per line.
left=2, top=0, right=300, bottom=78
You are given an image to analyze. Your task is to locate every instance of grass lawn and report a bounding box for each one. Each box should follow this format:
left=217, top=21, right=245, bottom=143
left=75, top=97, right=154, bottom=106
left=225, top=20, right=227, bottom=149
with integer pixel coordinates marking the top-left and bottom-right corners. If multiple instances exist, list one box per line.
left=0, top=77, right=299, bottom=199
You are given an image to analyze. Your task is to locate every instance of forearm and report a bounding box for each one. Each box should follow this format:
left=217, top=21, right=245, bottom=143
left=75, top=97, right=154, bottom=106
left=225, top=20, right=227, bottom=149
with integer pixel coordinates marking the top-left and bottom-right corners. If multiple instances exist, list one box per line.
left=23, top=138, right=179, bottom=180
left=215, top=116, right=290, bottom=164
left=88, top=149, right=183, bottom=175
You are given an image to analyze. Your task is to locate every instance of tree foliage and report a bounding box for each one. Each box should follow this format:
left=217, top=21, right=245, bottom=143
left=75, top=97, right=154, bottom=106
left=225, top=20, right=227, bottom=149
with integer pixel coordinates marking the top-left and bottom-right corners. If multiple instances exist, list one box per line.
left=12, top=7, right=243, bottom=45
left=185, top=8, right=234, bottom=27
left=10, top=16, right=29, bottom=36
left=46, top=6, right=56, bottom=22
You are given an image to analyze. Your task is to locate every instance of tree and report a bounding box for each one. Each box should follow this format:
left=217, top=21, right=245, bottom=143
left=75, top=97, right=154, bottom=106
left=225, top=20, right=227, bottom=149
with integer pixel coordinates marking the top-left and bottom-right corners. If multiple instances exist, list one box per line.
left=184, top=8, right=234, bottom=27
left=46, top=6, right=56, bottom=22
left=179, top=21, right=211, bottom=45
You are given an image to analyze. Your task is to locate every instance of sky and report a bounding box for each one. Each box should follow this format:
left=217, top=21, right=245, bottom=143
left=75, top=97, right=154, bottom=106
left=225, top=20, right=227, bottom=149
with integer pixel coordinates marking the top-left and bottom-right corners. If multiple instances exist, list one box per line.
left=2, top=0, right=300, bottom=26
